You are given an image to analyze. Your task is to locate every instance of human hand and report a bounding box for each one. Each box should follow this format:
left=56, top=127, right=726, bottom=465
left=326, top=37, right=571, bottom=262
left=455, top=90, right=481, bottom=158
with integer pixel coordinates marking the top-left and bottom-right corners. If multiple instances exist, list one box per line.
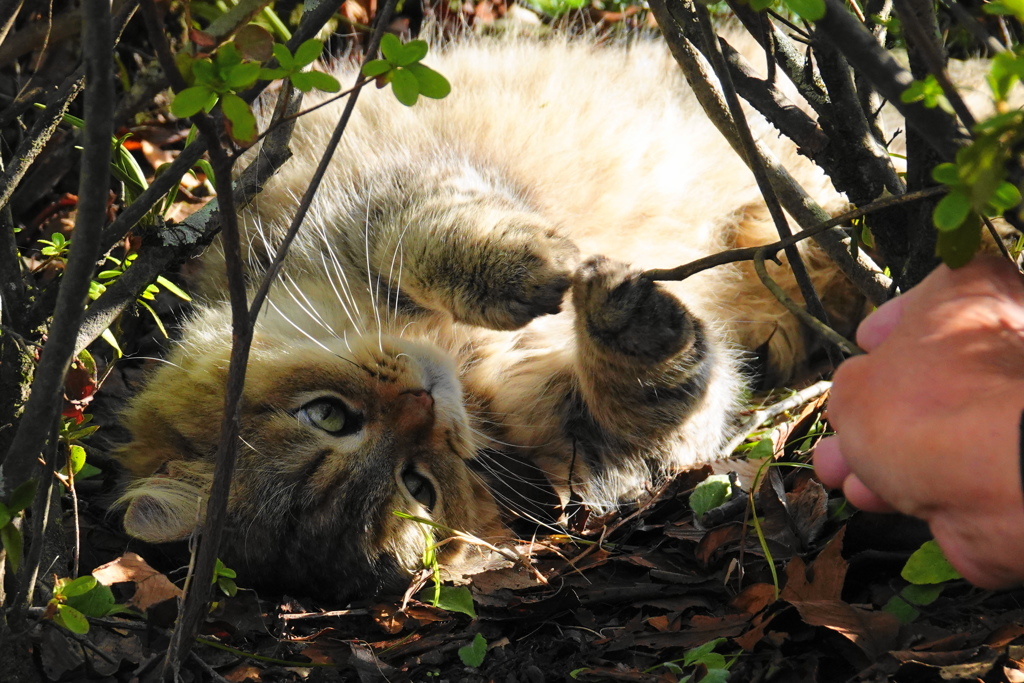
left=814, top=256, right=1024, bottom=588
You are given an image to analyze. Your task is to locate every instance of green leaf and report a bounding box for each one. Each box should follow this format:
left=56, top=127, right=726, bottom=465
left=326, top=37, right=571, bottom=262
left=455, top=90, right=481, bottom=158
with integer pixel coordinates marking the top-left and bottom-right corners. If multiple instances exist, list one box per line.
left=746, top=437, right=775, bottom=460
left=10, top=479, right=37, bottom=513
left=171, top=86, right=217, bottom=119
left=272, top=43, right=295, bottom=70
left=700, top=669, right=732, bottom=683
left=395, top=39, right=429, bottom=67
left=405, top=63, right=451, bottom=100
left=380, top=33, right=403, bottom=65
left=156, top=275, right=192, bottom=301
left=60, top=575, right=98, bottom=598
left=259, top=67, right=288, bottom=80
left=933, top=191, right=971, bottom=231
left=936, top=213, right=982, bottom=268
left=690, top=475, right=732, bottom=517
left=902, top=540, right=964, bottom=584
left=0, top=503, right=9, bottom=529
left=883, top=583, right=944, bottom=623
left=221, top=93, right=258, bottom=144
left=1, top=524, right=22, bottom=571
left=361, top=59, right=392, bottom=78
left=780, top=0, right=825, bottom=20
left=214, top=42, right=243, bottom=71
left=291, top=70, right=341, bottom=93
left=191, top=58, right=217, bottom=85
left=66, top=583, right=117, bottom=617
left=293, top=38, right=325, bottom=67
left=683, top=638, right=726, bottom=667
left=457, top=633, right=487, bottom=667
left=67, top=445, right=86, bottom=476
left=56, top=604, right=90, bottom=634
left=101, top=328, right=124, bottom=357
left=988, top=181, right=1022, bottom=212
left=217, top=577, right=238, bottom=597
left=225, top=62, right=261, bottom=90
left=233, top=24, right=275, bottom=62
left=389, top=68, right=420, bottom=106
left=433, top=585, right=476, bottom=617
left=76, top=463, right=102, bottom=480
left=930, top=162, right=960, bottom=186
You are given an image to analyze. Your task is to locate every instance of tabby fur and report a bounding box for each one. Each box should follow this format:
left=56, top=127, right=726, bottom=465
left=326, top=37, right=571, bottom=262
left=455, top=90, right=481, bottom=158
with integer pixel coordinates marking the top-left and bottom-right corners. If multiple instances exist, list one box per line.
left=116, top=36, right=858, bottom=600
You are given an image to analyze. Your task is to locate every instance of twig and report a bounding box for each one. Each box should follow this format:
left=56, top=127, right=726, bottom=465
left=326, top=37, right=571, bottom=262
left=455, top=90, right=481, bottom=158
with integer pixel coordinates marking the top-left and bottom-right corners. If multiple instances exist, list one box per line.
left=189, top=652, right=233, bottom=683
left=278, top=609, right=371, bottom=620
left=720, top=380, right=832, bottom=455
left=983, top=215, right=1014, bottom=262
left=752, top=246, right=863, bottom=358
left=643, top=186, right=943, bottom=283
left=815, top=0, right=964, bottom=161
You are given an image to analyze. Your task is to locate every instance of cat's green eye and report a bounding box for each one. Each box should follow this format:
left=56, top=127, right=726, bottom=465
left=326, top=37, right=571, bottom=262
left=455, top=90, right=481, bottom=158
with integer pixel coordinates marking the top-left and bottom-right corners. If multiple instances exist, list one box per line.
left=297, top=398, right=361, bottom=436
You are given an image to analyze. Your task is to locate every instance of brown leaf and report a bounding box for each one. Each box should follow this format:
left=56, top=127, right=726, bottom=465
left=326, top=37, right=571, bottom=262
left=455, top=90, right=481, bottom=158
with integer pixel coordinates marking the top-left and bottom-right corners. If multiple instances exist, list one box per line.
left=92, top=552, right=182, bottom=612
left=790, top=600, right=900, bottom=660
left=731, top=583, right=777, bottom=614
left=781, top=526, right=847, bottom=602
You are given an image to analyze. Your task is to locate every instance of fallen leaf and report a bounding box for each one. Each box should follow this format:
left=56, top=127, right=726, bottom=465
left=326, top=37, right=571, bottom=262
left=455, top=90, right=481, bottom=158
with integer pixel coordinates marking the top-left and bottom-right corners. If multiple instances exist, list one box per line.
left=791, top=600, right=900, bottom=660
left=92, top=552, right=182, bottom=612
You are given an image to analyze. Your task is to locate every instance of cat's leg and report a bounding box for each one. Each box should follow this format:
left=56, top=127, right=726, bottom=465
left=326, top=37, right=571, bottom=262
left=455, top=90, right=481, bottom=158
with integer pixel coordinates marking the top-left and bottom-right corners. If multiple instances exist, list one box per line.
left=357, top=163, right=580, bottom=331
left=567, top=256, right=741, bottom=471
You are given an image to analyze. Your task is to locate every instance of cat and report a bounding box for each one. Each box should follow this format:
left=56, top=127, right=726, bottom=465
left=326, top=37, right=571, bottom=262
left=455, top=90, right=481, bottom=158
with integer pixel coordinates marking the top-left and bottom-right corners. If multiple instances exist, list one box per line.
left=114, top=36, right=858, bottom=600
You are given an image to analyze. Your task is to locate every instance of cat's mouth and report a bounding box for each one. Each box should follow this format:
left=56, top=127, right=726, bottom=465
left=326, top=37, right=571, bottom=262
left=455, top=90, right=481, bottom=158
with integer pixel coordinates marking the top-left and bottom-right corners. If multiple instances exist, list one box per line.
left=400, top=464, right=437, bottom=512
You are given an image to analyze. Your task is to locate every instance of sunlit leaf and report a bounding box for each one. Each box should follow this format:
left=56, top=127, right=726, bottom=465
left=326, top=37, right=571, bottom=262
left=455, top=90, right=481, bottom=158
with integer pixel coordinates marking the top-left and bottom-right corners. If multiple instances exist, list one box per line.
left=930, top=162, right=960, bottom=186
left=395, top=39, right=428, bottom=67
left=389, top=68, right=420, bottom=106
left=225, top=62, right=261, bottom=90
left=433, top=585, right=476, bottom=617
left=405, top=63, right=450, bottom=99
left=293, top=38, right=325, bottom=67
left=272, top=43, right=295, bottom=69
left=933, top=191, right=971, bottom=231
left=690, top=475, right=732, bottom=517
left=171, top=86, right=217, bottom=119
left=362, top=59, right=392, bottom=78
left=290, top=70, right=341, bottom=93
left=902, top=540, right=963, bottom=583
left=67, top=445, right=86, bottom=476
left=56, top=605, right=90, bottom=634
left=380, top=33, right=403, bottom=64
left=66, top=582, right=117, bottom=617
left=221, top=93, right=258, bottom=144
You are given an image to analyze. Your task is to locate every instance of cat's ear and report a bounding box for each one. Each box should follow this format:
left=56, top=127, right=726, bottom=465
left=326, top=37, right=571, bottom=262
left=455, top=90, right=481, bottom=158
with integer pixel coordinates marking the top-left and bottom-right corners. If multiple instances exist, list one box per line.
left=117, top=462, right=213, bottom=543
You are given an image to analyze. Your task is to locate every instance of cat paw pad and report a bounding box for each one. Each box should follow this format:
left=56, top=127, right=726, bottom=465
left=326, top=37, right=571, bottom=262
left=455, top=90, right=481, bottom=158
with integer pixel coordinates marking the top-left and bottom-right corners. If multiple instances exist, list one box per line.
left=572, top=256, right=694, bottom=361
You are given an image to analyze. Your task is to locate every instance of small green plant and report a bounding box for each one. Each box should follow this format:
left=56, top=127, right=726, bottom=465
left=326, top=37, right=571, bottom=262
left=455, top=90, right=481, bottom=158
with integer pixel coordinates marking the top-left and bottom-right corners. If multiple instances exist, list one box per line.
left=173, top=33, right=340, bottom=144
left=883, top=540, right=962, bottom=623
left=744, top=0, right=825, bottom=22
left=362, top=34, right=451, bottom=107
left=458, top=632, right=488, bottom=667
left=212, top=558, right=238, bottom=597
left=46, top=575, right=125, bottom=634
left=690, top=474, right=735, bottom=518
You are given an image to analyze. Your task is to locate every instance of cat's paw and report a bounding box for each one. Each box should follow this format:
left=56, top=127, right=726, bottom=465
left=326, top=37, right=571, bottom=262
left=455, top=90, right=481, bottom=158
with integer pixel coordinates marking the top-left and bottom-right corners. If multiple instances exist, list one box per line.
left=448, top=227, right=579, bottom=330
left=572, top=256, right=695, bottom=362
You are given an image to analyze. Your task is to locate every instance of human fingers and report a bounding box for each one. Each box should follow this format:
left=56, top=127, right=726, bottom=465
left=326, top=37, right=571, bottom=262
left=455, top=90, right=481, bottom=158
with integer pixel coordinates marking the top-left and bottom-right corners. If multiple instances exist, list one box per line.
left=855, top=295, right=905, bottom=352
left=812, top=436, right=849, bottom=490
left=842, top=473, right=897, bottom=513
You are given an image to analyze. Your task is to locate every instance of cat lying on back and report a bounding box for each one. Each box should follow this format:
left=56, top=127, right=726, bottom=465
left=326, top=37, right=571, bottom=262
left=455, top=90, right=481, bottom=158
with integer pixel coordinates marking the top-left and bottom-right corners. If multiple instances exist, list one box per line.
left=116, top=37, right=857, bottom=600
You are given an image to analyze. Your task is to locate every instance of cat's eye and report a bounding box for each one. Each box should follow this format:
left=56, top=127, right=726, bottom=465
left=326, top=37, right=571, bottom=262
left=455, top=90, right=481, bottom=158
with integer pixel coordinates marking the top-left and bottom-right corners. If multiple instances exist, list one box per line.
left=297, top=398, right=362, bottom=436
left=401, top=465, right=437, bottom=511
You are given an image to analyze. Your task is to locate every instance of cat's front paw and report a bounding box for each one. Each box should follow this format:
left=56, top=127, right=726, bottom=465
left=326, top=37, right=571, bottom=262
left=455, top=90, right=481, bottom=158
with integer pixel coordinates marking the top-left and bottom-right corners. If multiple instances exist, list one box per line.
left=448, top=226, right=579, bottom=330
left=572, top=256, right=695, bottom=362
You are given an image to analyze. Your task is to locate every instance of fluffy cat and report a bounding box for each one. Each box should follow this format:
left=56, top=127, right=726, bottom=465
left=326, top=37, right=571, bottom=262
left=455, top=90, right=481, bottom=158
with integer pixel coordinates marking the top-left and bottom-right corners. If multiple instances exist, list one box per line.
left=115, top=36, right=856, bottom=600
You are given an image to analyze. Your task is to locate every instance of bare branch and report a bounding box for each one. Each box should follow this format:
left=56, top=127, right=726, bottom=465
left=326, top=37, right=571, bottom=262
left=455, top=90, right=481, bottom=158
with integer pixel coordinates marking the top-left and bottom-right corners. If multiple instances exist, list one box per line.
left=0, top=0, right=114, bottom=599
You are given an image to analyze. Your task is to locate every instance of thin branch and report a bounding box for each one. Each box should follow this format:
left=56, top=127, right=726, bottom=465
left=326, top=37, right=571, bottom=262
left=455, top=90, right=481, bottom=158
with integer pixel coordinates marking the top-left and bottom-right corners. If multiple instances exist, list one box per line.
left=0, top=0, right=113, bottom=612
left=649, top=0, right=890, bottom=306
left=690, top=2, right=834, bottom=349
left=720, top=380, right=832, bottom=456
left=643, top=186, right=944, bottom=282
left=940, top=0, right=1006, bottom=52
left=894, top=0, right=977, bottom=131
left=815, top=0, right=964, bottom=161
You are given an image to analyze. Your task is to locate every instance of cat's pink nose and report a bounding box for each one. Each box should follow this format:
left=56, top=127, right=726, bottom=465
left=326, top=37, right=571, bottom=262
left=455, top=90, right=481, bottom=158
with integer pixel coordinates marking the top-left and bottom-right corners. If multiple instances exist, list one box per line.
left=394, top=388, right=434, bottom=435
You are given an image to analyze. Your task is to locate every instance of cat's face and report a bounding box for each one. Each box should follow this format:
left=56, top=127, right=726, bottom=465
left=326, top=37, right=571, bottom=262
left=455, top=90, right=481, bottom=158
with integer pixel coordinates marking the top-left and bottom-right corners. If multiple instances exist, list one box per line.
left=118, top=332, right=502, bottom=599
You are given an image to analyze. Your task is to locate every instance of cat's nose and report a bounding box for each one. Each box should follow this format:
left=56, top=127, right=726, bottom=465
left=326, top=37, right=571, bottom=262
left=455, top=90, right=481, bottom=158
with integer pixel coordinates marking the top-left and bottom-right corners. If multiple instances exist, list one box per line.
left=394, top=388, right=434, bottom=435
